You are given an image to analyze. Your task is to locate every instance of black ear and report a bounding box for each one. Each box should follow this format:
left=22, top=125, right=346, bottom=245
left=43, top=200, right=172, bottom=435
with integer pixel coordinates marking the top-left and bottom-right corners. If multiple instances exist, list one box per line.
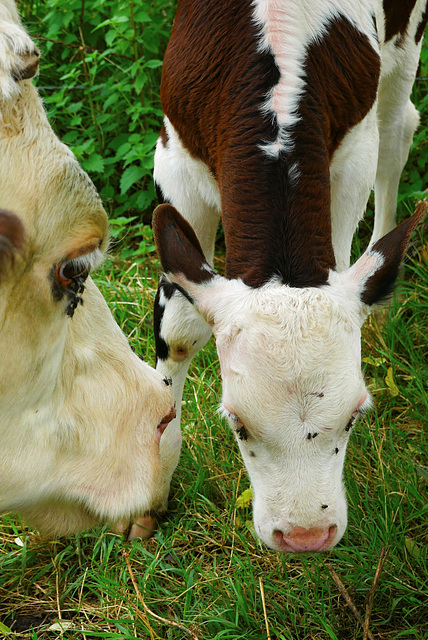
left=360, top=201, right=426, bottom=306
left=152, top=203, right=215, bottom=284
left=0, top=210, right=25, bottom=278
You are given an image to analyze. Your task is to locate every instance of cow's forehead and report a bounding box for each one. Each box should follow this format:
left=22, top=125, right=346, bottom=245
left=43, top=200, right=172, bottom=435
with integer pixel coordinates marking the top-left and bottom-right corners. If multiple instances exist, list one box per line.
left=35, top=159, right=108, bottom=253
left=215, top=283, right=364, bottom=427
left=215, top=281, right=361, bottom=363
left=0, top=127, right=107, bottom=254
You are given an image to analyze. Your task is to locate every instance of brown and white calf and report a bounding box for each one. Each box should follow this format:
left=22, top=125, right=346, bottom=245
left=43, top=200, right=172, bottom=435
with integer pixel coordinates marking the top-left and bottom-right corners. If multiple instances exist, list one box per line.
left=152, top=0, right=427, bottom=553
left=0, top=0, right=175, bottom=539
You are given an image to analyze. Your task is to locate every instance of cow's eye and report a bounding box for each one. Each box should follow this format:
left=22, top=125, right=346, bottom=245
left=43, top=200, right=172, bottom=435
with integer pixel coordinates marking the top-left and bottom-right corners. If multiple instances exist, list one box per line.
left=219, top=405, right=248, bottom=441
left=59, top=258, right=90, bottom=284
left=52, top=247, right=104, bottom=317
left=55, top=248, right=103, bottom=288
left=345, top=413, right=358, bottom=432
left=345, top=406, right=366, bottom=433
left=344, top=392, right=371, bottom=432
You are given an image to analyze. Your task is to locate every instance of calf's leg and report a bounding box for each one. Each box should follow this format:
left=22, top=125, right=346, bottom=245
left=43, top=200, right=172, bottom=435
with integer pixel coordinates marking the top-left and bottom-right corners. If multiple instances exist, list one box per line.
left=372, top=18, right=426, bottom=245
left=151, top=118, right=221, bottom=512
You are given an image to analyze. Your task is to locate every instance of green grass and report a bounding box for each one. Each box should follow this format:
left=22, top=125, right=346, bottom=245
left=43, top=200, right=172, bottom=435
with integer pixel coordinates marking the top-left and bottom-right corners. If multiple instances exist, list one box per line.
left=1, top=236, right=427, bottom=639
left=1, top=13, right=427, bottom=640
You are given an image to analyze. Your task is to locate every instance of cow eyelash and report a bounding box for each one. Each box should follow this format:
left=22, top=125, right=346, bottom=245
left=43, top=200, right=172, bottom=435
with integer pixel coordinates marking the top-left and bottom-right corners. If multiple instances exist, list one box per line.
left=218, top=405, right=248, bottom=441
left=345, top=403, right=369, bottom=433
left=53, top=248, right=104, bottom=317
left=345, top=414, right=358, bottom=433
left=60, top=248, right=104, bottom=284
left=218, top=405, right=241, bottom=424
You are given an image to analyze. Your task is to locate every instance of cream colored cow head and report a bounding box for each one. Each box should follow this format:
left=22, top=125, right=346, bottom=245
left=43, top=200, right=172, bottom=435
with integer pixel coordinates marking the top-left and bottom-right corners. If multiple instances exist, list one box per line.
left=0, top=0, right=174, bottom=539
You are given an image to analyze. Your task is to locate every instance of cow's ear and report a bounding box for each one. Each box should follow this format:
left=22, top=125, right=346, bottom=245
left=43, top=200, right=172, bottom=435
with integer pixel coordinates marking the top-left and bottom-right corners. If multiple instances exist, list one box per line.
left=338, top=202, right=426, bottom=307
left=0, top=20, right=40, bottom=101
left=11, top=48, right=40, bottom=81
left=153, top=203, right=216, bottom=284
left=0, top=210, right=25, bottom=277
left=153, top=203, right=232, bottom=326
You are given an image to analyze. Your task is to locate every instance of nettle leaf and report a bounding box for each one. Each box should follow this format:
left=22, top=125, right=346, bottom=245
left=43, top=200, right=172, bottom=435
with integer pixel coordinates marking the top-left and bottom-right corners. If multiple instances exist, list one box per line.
left=144, top=59, right=163, bottom=69
left=105, top=29, right=117, bottom=47
left=93, top=15, right=129, bottom=31
left=115, top=142, right=132, bottom=161
left=109, top=216, right=138, bottom=238
left=83, top=153, right=105, bottom=173
left=135, top=187, right=155, bottom=210
left=135, top=10, right=151, bottom=22
left=134, top=73, right=147, bottom=94
left=120, top=165, right=145, bottom=194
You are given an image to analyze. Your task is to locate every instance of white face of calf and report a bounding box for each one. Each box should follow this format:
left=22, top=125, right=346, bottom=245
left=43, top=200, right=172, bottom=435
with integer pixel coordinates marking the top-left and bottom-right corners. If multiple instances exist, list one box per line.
left=0, top=6, right=174, bottom=539
left=214, top=280, right=369, bottom=552
left=153, top=203, right=424, bottom=552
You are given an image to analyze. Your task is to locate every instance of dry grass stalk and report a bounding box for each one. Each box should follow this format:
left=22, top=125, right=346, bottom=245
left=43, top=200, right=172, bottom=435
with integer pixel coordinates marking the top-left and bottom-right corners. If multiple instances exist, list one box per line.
left=259, top=576, right=271, bottom=640
left=124, top=550, right=200, bottom=640
left=327, top=564, right=375, bottom=640
left=363, top=545, right=389, bottom=640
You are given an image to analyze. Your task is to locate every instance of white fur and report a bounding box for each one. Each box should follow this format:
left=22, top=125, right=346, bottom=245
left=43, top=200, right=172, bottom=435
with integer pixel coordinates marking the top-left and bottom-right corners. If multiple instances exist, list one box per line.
left=371, top=0, right=426, bottom=245
left=154, top=116, right=221, bottom=262
left=330, top=104, right=380, bottom=270
left=0, top=2, right=173, bottom=537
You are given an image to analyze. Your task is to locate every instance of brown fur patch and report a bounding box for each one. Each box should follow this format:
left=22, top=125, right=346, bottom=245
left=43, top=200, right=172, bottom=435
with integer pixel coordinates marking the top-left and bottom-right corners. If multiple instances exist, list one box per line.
left=160, top=3, right=380, bottom=288
left=383, top=0, right=418, bottom=42
left=153, top=203, right=214, bottom=283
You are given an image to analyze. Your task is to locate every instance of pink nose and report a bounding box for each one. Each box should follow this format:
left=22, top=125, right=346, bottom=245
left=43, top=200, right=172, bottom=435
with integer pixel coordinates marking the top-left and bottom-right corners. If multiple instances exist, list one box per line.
left=274, top=525, right=337, bottom=553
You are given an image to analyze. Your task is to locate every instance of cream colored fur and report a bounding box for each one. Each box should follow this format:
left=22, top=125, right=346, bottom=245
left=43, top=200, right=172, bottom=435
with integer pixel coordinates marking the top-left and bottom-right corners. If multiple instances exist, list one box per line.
left=0, top=1, right=173, bottom=537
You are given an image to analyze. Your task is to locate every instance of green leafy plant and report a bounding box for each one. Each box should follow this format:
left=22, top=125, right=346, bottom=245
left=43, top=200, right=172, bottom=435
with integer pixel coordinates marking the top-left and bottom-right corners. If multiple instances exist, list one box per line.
left=22, top=0, right=175, bottom=226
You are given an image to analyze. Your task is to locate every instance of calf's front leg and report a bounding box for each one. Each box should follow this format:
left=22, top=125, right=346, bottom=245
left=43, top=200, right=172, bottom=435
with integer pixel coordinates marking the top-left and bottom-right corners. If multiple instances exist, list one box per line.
left=152, top=276, right=212, bottom=512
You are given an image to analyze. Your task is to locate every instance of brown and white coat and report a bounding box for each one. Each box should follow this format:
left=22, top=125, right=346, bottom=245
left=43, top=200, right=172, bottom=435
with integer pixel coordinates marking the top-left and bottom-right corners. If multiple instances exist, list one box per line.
left=152, top=0, right=427, bottom=552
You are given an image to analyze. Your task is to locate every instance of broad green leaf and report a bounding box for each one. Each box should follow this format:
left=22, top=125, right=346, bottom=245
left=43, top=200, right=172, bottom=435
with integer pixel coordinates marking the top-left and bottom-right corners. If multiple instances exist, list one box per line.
left=83, top=153, right=105, bottom=173
left=134, top=73, right=147, bottom=94
left=144, top=59, right=163, bottom=69
left=120, top=165, right=145, bottom=194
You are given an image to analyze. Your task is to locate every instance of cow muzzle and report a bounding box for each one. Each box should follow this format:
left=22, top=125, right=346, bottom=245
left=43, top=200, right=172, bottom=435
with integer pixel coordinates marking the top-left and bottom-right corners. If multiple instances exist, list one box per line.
left=273, top=524, right=338, bottom=553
